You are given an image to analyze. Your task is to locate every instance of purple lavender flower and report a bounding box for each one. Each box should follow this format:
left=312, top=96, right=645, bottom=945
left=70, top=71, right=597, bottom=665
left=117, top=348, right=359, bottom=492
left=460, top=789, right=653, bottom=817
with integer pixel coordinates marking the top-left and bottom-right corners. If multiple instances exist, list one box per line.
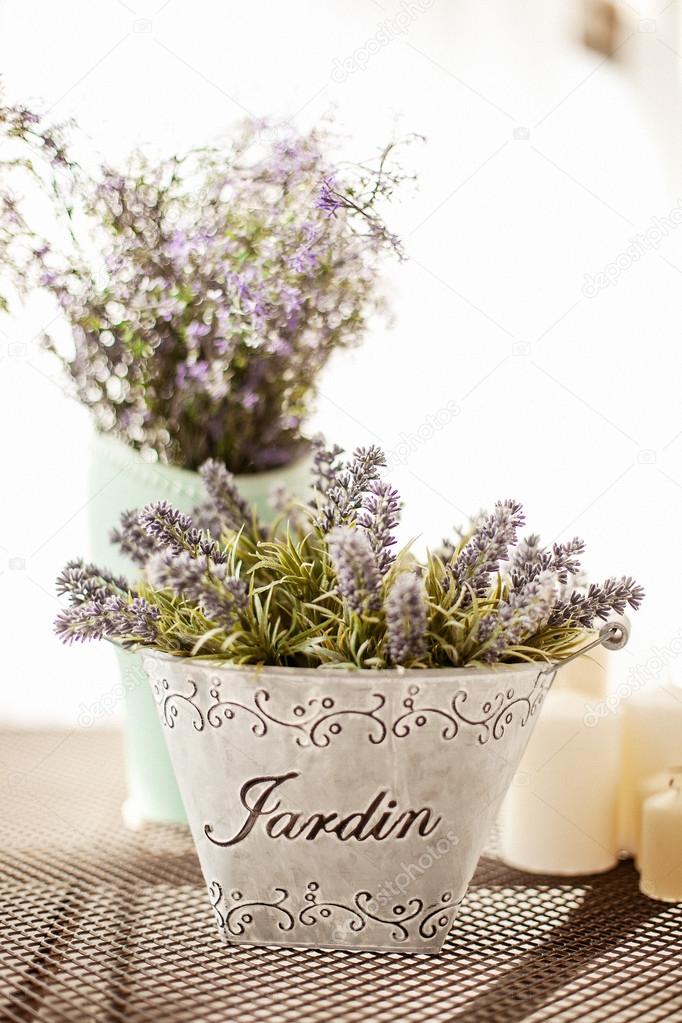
left=148, top=550, right=247, bottom=625
left=0, top=85, right=77, bottom=312
left=509, top=534, right=542, bottom=583
left=357, top=480, right=400, bottom=575
left=147, top=550, right=207, bottom=598
left=328, top=526, right=382, bottom=613
left=38, top=121, right=411, bottom=473
left=56, top=559, right=129, bottom=605
left=54, top=595, right=159, bottom=646
left=510, top=534, right=585, bottom=590
left=385, top=572, right=427, bottom=666
left=199, top=459, right=251, bottom=533
left=111, top=509, right=157, bottom=567
left=310, top=436, right=345, bottom=497
left=478, top=571, right=556, bottom=662
left=196, top=574, right=248, bottom=624
left=315, top=177, right=344, bottom=216
left=314, top=444, right=387, bottom=532
left=139, top=501, right=226, bottom=562
left=549, top=576, right=645, bottom=628
left=451, top=500, right=525, bottom=600
left=549, top=538, right=586, bottom=583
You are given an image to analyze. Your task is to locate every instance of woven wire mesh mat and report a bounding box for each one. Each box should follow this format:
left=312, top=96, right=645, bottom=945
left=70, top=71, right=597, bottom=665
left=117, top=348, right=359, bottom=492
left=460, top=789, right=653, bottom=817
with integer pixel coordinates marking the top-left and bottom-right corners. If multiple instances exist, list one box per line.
left=1, top=731, right=681, bottom=1023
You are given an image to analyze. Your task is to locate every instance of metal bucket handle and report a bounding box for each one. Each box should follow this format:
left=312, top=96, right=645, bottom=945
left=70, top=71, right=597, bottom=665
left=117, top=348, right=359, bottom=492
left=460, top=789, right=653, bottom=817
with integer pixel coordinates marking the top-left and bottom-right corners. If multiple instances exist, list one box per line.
left=555, top=618, right=630, bottom=672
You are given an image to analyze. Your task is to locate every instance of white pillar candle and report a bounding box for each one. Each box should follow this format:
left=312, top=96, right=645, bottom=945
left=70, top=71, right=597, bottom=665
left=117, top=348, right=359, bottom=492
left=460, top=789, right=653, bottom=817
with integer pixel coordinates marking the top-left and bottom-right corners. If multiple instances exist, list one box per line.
left=618, top=682, right=682, bottom=855
left=639, top=769, right=682, bottom=903
left=500, top=689, right=620, bottom=875
left=552, top=643, right=610, bottom=699
left=634, top=769, right=678, bottom=868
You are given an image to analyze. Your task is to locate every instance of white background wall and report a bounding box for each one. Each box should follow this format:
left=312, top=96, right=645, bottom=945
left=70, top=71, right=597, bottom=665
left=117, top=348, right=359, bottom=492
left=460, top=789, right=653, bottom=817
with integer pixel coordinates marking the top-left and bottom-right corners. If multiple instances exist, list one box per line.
left=1, top=0, right=681, bottom=725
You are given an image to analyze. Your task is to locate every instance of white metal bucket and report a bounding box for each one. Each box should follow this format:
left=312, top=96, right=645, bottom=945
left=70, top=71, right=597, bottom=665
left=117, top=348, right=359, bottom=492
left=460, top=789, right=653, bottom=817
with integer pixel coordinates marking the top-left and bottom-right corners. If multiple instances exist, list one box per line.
left=141, top=652, right=557, bottom=952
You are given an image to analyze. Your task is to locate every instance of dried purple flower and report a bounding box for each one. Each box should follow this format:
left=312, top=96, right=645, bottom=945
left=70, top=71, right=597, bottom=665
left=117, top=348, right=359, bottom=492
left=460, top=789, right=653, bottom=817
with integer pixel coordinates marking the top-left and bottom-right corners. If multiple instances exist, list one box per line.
left=550, top=538, right=586, bottom=583
left=56, top=559, right=129, bottom=605
left=39, top=122, right=411, bottom=473
left=328, top=526, right=382, bottom=613
left=452, top=499, right=525, bottom=599
left=315, top=444, right=387, bottom=532
left=549, top=576, right=645, bottom=628
left=510, top=534, right=586, bottom=590
left=509, top=534, right=542, bottom=584
left=199, top=459, right=251, bottom=533
left=147, top=550, right=206, bottom=597
left=139, top=502, right=226, bottom=563
left=357, top=480, right=400, bottom=575
left=316, top=176, right=344, bottom=216
left=0, top=84, right=77, bottom=312
left=54, top=595, right=159, bottom=646
left=310, top=435, right=345, bottom=497
left=111, top=509, right=157, bottom=567
left=385, top=572, right=427, bottom=666
left=54, top=434, right=644, bottom=667
left=478, top=571, right=556, bottom=662
left=196, top=574, right=249, bottom=624
left=148, top=551, right=247, bottom=625
left=190, top=502, right=224, bottom=540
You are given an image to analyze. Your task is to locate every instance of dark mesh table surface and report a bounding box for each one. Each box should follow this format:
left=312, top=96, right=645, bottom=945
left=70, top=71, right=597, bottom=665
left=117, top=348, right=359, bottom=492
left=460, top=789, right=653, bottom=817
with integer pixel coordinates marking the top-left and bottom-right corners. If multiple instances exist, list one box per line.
left=1, top=730, right=681, bottom=1023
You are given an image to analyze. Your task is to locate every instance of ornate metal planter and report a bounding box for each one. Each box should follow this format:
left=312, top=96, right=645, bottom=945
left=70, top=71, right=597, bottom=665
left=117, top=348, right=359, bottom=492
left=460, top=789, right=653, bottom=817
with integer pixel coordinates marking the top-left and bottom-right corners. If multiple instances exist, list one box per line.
left=142, top=653, right=558, bottom=952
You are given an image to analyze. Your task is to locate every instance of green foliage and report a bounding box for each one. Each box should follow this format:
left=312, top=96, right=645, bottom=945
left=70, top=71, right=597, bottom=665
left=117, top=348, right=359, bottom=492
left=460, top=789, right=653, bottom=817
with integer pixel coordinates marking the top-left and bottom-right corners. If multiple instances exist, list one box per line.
left=55, top=442, right=643, bottom=669
left=137, top=512, right=588, bottom=669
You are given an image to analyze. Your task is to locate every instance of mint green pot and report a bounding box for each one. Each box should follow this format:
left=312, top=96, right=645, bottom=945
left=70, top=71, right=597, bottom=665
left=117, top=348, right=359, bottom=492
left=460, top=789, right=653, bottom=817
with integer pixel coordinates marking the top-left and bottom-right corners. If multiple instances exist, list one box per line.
left=88, top=433, right=311, bottom=827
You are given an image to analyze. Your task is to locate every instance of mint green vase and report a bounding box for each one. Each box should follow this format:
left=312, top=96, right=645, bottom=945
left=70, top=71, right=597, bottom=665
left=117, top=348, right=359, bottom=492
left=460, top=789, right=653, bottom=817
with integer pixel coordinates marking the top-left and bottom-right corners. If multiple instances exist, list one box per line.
left=88, top=433, right=311, bottom=827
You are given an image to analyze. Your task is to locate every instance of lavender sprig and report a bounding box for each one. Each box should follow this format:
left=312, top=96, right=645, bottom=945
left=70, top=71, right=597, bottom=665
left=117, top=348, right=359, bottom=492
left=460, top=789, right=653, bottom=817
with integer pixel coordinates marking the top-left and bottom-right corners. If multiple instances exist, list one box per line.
left=451, top=500, right=525, bottom=599
left=199, top=459, right=251, bottom=533
left=111, top=509, right=157, bottom=567
left=357, top=480, right=400, bottom=575
left=56, top=559, right=129, bottom=605
left=509, top=534, right=542, bottom=584
left=0, top=84, right=77, bottom=312
left=148, top=550, right=247, bottom=624
left=139, top=502, right=227, bottom=563
left=549, top=576, right=645, bottom=628
left=316, top=177, right=344, bottom=216
left=315, top=445, right=387, bottom=532
left=54, top=595, right=159, bottom=646
left=478, top=571, right=556, bottom=662
left=54, top=444, right=645, bottom=667
left=310, top=435, right=345, bottom=498
left=510, top=534, right=585, bottom=589
left=385, top=572, right=427, bottom=666
left=328, top=526, right=382, bottom=613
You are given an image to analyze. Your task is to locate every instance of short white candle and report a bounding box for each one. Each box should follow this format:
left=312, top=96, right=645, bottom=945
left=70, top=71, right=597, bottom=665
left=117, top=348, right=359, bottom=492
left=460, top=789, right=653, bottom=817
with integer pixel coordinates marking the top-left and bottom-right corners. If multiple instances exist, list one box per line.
left=500, top=688, right=620, bottom=875
left=634, top=769, right=676, bottom=869
left=639, top=769, right=682, bottom=903
left=618, top=682, right=682, bottom=855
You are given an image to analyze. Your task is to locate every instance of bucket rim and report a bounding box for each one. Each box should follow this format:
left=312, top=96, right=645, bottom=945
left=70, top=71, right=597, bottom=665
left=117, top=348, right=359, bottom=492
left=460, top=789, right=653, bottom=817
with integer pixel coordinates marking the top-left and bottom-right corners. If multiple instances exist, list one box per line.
left=135, top=644, right=555, bottom=683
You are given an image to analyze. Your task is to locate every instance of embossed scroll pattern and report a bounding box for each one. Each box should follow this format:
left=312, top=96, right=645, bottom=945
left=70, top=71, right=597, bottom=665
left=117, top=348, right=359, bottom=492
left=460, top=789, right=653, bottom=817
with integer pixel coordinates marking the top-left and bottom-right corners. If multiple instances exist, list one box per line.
left=152, top=666, right=553, bottom=747
left=209, top=880, right=461, bottom=945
